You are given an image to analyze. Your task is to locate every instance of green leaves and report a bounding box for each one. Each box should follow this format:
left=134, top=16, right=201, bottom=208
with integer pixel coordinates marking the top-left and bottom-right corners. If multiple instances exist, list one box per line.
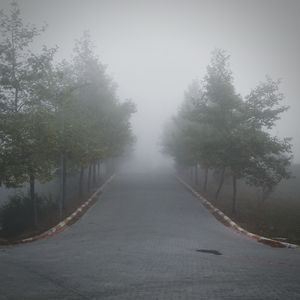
left=244, top=77, right=288, bottom=129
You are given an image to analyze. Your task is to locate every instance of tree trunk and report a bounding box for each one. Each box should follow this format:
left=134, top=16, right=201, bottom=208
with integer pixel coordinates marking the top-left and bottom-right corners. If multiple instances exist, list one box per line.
left=59, top=153, right=66, bottom=220
left=93, top=163, right=97, bottom=186
left=194, top=164, right=198, bottom=187
left=79, top=167, right=84, bottom=198
left=63, top=160, right=66, bottom=209
left=98, top=161, right=101, bottom=182
left=203, top=167, right=208, bottom=192
left=87, top=164, right=92, bottom=191
left=14, top=87, right=19, bottom=112
left=232, top=175, right=237, bottom=214
left=215, top=167, right=226, bottom=200
left=30, top=174, right=38, bottom=228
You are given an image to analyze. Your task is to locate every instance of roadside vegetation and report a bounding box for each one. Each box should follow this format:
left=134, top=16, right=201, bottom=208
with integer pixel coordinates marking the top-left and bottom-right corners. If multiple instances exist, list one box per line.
left=181, top=164, right=300, bottom=244
left=0, top=2, right=136, bottom=239
left=162, top=49, right=298, bottom=243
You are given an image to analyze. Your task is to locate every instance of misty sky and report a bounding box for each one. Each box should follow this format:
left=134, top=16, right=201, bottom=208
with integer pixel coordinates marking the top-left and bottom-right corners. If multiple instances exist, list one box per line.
left=1, top=0, right=300, bottom=165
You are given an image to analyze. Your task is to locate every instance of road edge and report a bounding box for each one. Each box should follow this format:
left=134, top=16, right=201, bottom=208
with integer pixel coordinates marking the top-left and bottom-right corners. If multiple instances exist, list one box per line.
left=0, top=174, right=115, bottom=245
left=176, top=175, right=298, bottom=249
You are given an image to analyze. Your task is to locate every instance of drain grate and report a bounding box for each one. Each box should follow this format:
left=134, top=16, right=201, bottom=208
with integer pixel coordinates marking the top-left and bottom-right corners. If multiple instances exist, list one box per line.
left=196, top=249, right=222, bottom=255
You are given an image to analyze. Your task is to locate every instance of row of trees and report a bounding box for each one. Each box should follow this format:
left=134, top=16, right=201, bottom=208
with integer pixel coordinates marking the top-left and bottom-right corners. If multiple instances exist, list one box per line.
left=162, top=49, right=292, bottom=214
left=0, top=3, right=135, bottom=226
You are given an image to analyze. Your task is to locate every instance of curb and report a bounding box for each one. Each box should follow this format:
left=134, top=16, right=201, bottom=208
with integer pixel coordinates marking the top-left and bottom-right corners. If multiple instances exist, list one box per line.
left=1, top=174, right=115, bottom=245
left=176, top=175, right=298, bottom=249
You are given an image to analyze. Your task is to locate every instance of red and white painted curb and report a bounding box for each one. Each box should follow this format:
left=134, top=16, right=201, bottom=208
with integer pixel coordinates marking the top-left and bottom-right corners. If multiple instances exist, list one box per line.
left=176, top=175, right=298, bottom=249
left=2, top=174, right=115, bottom=245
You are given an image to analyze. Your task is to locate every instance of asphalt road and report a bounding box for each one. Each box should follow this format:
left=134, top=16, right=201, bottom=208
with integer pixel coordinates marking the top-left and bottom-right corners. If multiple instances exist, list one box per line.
left=1, top=170, right=300, bottom=299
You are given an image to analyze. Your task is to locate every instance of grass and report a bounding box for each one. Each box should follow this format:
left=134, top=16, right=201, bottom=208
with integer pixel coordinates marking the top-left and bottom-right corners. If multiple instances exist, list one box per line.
left=186, top=164, right=300, bottom=245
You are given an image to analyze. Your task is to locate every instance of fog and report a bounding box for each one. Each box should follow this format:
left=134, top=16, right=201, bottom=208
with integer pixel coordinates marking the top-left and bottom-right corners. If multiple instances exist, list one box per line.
left=2, top=0, right=300, bottom=167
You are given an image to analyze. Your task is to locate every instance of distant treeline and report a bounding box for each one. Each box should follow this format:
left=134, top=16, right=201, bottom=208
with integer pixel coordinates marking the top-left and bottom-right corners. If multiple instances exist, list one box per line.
left=162, top=49, right=292, bottom=214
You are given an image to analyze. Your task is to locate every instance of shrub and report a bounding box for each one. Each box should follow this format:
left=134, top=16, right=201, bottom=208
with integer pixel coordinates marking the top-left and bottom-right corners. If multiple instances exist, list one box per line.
left=0, top=193, right=34, bottom=237
left=0, top=192, right=59, bottom=238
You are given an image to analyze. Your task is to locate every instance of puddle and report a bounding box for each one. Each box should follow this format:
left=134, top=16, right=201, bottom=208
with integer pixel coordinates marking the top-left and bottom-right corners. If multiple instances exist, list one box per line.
left=196, top=249, right=222, bottom=255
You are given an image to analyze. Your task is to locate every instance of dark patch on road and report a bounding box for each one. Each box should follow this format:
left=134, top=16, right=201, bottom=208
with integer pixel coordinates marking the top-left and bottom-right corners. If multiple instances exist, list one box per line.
left=196, top=249, right=222, bottom=255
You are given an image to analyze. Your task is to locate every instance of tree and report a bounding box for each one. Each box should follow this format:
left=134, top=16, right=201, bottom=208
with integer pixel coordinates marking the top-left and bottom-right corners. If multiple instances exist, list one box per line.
left=70, top=33, right=135, bottom=191
left=162, top=49, right=292, bottom=214
left=242, top=78, right=292, bottom=201
left=0, top=2, right=56, bottom=226
left=0, top=5, right=136, bottom=234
